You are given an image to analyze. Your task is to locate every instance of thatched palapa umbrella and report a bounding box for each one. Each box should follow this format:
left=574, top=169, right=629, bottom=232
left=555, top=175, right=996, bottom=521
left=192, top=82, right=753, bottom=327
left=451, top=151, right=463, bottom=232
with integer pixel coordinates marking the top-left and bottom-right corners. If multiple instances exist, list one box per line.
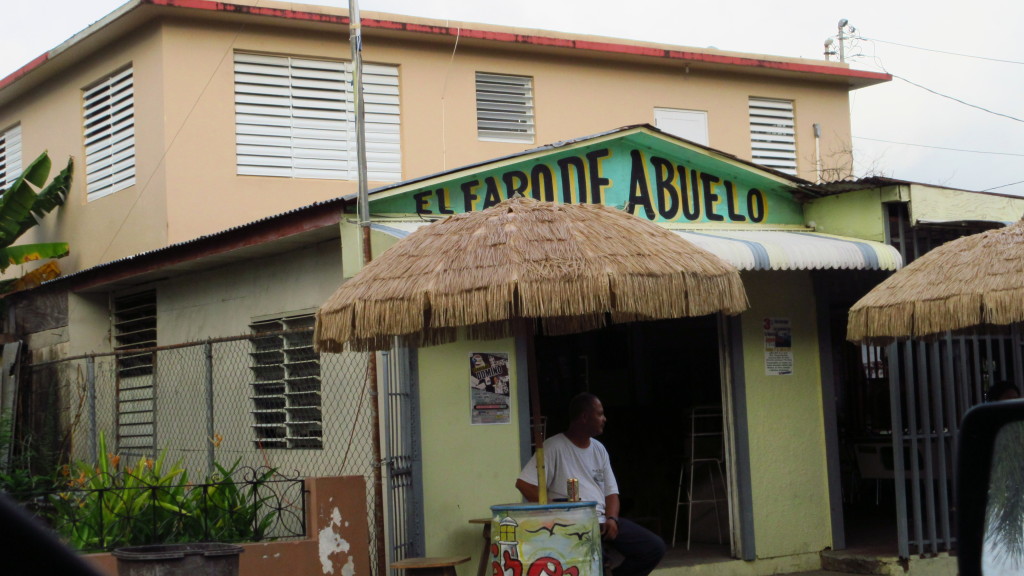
left=315, top=196, right=749, bottom=502
left=316, top=196, right=748, bottom=350
left=848, top=219, right=1024, bottom=344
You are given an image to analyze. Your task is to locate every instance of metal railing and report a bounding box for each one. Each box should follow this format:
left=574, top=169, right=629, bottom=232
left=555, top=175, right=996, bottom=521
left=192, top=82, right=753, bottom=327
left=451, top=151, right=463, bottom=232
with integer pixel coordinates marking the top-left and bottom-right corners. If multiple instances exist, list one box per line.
left=27, top=466, right=305, bottom=553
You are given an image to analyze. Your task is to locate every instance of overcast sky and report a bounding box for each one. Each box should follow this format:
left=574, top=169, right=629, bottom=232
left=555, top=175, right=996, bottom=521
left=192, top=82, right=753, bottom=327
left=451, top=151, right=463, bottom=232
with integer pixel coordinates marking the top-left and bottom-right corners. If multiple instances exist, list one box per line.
left=3, top=0, right=1023, bottom=196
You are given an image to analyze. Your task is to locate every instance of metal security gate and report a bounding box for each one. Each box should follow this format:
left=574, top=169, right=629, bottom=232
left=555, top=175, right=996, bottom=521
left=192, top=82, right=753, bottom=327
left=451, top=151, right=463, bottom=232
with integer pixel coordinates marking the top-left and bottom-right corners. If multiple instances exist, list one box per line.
left=382, top=345, right=424, bottom=569
left=886, top=328, right=1022, bottom=557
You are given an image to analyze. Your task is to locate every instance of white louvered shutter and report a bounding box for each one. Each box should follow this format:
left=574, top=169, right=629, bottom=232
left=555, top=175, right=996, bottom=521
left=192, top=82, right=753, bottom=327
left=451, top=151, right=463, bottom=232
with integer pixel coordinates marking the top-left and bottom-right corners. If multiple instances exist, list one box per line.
left=84, top=67, right=136, bottom=201
left=362, top=63, right=402, bottom=181
left=476, top=72, right=535, bottom=143
left=0, top=124, right=22, bottom=190
left=748, top=98, right=797, bottom=175
left=234, top=53, right=401, bottom=182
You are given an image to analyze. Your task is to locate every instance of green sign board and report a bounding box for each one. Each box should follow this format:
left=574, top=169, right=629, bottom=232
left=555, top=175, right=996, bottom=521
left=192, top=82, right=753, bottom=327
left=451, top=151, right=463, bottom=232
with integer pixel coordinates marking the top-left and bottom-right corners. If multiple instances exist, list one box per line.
left=370, top=130, right=805, bottom=225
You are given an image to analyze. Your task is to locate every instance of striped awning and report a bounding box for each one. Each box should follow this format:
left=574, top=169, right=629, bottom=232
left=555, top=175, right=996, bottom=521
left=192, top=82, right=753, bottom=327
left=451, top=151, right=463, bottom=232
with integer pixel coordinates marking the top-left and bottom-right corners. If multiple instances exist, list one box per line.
left=673, top=230, right=902, bottom=271
left=369, top=221, right=903, bottom=272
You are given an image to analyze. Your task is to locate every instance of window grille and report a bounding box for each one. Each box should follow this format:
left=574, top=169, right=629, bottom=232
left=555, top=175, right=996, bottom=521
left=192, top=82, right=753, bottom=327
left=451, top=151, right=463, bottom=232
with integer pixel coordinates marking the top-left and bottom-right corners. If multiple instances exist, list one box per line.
left=113, top=289, right=156, bottom=455
left=748, top=97, right=797, bottom=175
left=0, top=123, right=22, bottom=190
left=476, top=72, right=535, bottom=143
left=249, top=313, right=323, bottom=449
left=84, top=67, right=136, bottom=200
left=113, top=290, right=156, bottom=378
left=234, top=52, right=402, bottom=182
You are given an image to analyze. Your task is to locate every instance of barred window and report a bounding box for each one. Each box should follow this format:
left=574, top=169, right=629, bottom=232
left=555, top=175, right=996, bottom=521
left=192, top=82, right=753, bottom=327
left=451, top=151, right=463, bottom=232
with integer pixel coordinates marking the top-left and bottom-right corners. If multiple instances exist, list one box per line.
left=234, top=52, right=402, bottom=182
left=249, top=312, right=323, bottom=449
left=748, top=97, right=797, bottom=175
left=113, top=290, right=156, bottom=377
left=84, top=67, right=136, bottom=200
left=0, top=123, right=22, bottom=190
left=112, top=289, right=156, bottom=455
left=476, top=72, right=535, bottom=143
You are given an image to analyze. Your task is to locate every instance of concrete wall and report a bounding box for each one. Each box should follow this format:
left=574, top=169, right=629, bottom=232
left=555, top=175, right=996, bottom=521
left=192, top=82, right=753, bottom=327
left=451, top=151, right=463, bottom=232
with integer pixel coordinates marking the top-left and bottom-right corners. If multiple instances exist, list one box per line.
left=2, top=22, right=170, bottom=274
left=738, top=270, right=832, bottom=559
left=417, top=336, right=523, bottom=576
left=908, top=183, right=1024, bottom=224
left=804, top=188, right=888, bottom=242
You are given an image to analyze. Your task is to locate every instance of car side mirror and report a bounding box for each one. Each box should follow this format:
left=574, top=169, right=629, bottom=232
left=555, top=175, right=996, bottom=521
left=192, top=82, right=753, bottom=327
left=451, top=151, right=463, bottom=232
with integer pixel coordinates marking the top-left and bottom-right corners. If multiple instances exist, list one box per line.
left=958, top=399, right=1024, bottom=575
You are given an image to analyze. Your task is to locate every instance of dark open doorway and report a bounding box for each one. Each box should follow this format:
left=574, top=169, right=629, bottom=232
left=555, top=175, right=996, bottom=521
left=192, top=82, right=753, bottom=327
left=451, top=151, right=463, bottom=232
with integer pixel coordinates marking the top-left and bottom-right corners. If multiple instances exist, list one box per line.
left=534, top=314, right=728, bottom=553
left=819, top=269, right=900, bottom=552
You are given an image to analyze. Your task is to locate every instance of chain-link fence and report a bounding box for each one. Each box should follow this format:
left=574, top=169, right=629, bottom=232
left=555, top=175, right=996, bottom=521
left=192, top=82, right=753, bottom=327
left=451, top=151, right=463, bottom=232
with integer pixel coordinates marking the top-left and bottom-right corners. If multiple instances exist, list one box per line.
left=19, top=328, right=380, bottom=564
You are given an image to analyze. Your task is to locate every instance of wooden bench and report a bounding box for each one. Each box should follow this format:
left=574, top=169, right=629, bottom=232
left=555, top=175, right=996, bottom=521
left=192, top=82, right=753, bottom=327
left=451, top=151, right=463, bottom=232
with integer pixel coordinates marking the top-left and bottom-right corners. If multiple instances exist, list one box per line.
left=391, top=556, right=471, bottom=576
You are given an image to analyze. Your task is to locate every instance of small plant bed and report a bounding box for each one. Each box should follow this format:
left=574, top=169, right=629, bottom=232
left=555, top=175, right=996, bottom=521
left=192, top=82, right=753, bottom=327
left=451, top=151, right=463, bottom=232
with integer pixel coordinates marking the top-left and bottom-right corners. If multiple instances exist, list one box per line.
left=12, top=435, right=306, bottom=552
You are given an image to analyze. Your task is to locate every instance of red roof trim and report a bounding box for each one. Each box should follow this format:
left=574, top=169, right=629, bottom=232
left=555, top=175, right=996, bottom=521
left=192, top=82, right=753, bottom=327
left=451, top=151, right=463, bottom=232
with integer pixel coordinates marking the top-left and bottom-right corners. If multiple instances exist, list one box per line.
left=0, top=53, right=49, bottom=92
left=1, top=0, right=891, bottom=90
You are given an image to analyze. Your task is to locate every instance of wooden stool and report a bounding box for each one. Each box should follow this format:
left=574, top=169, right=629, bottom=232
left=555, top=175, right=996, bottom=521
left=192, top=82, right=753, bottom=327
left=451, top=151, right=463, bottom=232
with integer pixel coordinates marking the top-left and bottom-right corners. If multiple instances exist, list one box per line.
left=391, top=556, right=471, bottom=576
left=468, top=519, right=492, bottom=576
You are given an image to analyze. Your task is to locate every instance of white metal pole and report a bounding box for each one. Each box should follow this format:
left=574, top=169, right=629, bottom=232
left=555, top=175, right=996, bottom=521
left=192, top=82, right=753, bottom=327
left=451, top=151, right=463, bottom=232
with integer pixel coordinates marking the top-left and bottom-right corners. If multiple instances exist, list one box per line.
left=349, top=3, right=385, bottom=575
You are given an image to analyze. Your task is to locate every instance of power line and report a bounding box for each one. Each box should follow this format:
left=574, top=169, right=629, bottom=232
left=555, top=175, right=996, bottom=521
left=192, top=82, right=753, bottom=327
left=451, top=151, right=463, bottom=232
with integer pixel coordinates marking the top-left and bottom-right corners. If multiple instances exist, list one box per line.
left=854, top=136, right=1024, bottom=157
left=849, top=36, right=1024, bottom=123
left=854, top=36, right=1024, bottom=66
left=886, top=71, right=1024, bottom=124
left=981, top=180, right=1024, bottom=192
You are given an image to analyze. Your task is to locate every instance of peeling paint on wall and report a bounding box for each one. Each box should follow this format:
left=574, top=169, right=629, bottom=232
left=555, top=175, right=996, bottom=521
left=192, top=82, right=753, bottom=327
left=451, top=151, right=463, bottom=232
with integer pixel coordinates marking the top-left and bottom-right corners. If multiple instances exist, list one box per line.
left=342, top=555, right=356, bottom=576
left=319, top=507, right=353, bottom=574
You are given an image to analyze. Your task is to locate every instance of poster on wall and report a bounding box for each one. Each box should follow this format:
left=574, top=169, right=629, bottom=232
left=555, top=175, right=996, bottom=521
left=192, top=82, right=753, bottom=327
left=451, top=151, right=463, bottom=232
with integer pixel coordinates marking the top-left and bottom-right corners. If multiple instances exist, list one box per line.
left=470, top=352, right=512, bottom=424
left=763, top=317, right=793, bottom=376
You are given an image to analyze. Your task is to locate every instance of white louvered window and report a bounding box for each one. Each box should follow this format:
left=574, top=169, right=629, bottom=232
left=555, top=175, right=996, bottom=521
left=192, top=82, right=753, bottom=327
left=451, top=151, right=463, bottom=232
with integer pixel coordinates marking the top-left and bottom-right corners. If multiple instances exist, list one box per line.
left=83, top=67, right=136, bottom=201
left=748, top=97, right=797, bottom=175
left=234, top=53, right=401, bottom=182
left=476, top=72, right=534, bottom=143
left=0, top=124, right=22, bottom=190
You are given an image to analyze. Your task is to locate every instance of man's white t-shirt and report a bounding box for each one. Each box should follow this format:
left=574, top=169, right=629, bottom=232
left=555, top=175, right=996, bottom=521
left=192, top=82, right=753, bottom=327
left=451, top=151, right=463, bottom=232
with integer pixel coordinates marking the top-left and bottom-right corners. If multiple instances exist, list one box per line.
left=518, top=433, right=619, bottom=520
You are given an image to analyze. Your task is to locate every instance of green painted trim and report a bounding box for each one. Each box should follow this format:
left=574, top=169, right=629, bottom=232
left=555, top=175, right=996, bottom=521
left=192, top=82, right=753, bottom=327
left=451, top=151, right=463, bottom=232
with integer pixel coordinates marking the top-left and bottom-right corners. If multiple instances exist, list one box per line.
left=369, top=128, right=806, bottom=226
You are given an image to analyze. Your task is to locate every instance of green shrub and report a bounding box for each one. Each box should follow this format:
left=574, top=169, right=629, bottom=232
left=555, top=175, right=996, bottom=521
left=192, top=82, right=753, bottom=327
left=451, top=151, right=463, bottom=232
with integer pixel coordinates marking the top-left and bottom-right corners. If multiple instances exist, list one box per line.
left=48, top=434, right=280, bottom=551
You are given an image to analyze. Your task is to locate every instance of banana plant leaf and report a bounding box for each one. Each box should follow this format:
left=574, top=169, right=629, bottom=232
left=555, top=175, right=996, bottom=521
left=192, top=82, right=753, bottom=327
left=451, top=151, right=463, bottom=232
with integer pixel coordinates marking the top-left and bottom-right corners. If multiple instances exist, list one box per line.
left=0, top=152, right=73, bottom=248
left=1, top=242, right=69, bottom=268
left=0, top=260, right=62, bottom=296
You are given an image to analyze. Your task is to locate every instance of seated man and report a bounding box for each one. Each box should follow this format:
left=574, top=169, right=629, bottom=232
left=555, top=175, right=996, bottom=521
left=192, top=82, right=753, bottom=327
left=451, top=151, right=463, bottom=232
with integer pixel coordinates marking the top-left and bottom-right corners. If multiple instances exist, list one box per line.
left=515, top=393, right=665, bottom=576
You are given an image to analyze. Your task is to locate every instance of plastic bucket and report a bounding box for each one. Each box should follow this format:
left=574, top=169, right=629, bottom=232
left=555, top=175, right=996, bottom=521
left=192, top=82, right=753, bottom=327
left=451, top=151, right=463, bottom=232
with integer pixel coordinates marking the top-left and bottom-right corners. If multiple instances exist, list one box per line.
left=112, top=542, right=244, bottom=576
left=490, top=502, right=601, bottom=576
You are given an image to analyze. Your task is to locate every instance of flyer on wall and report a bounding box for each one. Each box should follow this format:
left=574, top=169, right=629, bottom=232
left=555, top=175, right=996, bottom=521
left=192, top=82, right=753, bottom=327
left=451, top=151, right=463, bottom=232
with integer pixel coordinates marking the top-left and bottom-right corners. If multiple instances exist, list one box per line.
left=469, top=352, right=512, bottom=424
left=763, top=317, right=793, bottom=376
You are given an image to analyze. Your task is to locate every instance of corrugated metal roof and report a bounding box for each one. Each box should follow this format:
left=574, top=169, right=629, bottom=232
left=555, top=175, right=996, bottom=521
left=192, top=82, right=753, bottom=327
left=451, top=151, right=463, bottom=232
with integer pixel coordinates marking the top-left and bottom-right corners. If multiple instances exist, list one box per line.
left=673, top=230, right=902, bottom=271
left=32, top=196, right=348, bottom=292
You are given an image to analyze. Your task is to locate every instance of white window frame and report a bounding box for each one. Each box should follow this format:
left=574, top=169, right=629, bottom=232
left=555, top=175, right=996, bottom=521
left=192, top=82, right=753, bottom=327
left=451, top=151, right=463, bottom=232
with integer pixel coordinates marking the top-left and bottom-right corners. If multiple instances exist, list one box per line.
left=0, top=123, right=22, bottom=190
left=233, top=52, right=402, bottom=182
left=748, top=97, right=797, bottom=175
left=654, top=108, right=709, bottom=146
left=83, top=67, right=136, bottom=201
left=476, top=72, right=535, bottom=143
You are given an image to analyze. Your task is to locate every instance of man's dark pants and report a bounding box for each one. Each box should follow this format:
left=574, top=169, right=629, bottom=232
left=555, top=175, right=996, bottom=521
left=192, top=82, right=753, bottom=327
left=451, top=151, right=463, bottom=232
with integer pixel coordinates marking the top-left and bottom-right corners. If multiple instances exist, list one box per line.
left=605, top=517, right=666, bottom=576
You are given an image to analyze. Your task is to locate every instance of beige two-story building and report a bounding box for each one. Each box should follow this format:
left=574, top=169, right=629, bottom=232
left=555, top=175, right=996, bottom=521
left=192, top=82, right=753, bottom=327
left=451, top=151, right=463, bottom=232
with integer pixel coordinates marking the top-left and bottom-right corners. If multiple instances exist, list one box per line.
left=1, top=0, right=886, bottom=274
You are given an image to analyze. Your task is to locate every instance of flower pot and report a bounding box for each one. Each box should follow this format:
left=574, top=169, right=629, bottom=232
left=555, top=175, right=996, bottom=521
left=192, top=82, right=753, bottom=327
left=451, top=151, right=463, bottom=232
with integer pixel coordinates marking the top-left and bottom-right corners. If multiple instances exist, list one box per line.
left=112, top=543, right=244, bottom=576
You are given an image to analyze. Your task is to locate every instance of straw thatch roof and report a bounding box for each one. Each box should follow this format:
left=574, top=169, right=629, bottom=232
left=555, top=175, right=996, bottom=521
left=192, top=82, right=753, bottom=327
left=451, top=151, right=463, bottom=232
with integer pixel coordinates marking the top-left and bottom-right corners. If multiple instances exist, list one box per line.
left=848, top=219, right=1024, bottom=344
left=315, top=197, right=749, bottom=352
